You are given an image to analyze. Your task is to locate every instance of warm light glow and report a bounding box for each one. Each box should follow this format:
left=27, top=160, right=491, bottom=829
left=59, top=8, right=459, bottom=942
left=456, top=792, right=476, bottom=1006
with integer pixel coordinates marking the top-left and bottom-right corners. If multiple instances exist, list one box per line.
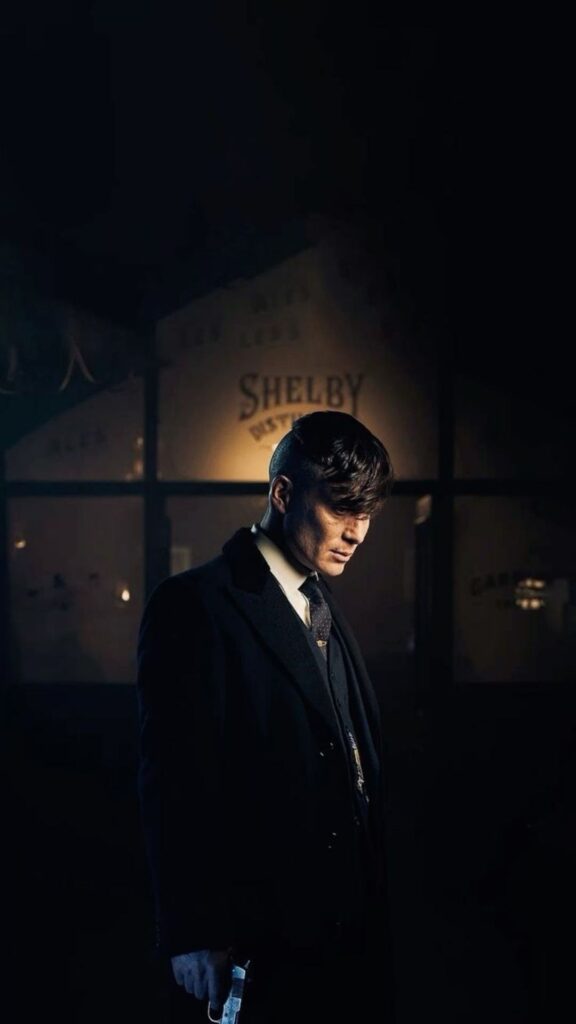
left=115, top=581, right=132, bottom=604
left=123, top=438, right=145, bottom=479
left=515, top=595, right=545, bottom=611
left=14, top=537, right=27, bottom=549
left=414, top=495, right=432, bottom=525
left=519, top=576, right=546, bottom=590
left=515, top=577, right=547, bottom=610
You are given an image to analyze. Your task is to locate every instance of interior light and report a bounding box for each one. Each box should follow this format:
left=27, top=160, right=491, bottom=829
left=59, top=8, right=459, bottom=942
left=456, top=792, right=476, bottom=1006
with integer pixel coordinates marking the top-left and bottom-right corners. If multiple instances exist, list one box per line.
left=515, top=577, right=547, bottom=610
left=414, top=495, right=432, bottom=525
left=115, top=581, right=131, bottom=604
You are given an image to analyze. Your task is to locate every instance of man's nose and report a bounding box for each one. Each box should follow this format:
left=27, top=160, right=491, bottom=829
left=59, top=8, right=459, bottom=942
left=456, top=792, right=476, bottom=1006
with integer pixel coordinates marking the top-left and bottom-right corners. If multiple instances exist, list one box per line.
left=342, top=518, right=367, bottom=545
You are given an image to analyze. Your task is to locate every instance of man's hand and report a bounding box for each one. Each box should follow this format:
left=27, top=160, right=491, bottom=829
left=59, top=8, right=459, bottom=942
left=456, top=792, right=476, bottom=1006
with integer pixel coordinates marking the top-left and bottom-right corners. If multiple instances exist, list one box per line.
left=171, top=949, right=232, bottom=1017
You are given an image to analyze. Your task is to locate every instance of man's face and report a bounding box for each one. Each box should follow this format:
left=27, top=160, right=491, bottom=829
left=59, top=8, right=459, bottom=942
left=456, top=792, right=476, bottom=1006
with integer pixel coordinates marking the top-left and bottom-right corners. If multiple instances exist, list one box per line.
left=281, top=478, right=370, bottom=577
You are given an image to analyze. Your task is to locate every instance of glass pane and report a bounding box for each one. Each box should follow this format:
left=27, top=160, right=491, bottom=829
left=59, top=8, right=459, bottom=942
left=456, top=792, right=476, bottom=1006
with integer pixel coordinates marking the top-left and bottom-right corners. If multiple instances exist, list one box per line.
left=166, top=494, right=417, bottom=691
left=8, top=497, right=143, bottom=682
left=455, top=371, right=574, bottom=479
left=166, top=494, right=268, bottom=572
left=329, top=497, right=417, bottom=691
left=158, top=242, right=436, bottom=481
left=454, top=497, right=576, bottom=682
left=5, top=376, right=144, bottom=481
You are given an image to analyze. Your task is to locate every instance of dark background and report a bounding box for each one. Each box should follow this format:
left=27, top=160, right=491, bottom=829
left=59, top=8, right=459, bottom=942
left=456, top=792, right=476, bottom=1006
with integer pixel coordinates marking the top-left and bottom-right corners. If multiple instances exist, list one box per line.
left=1, top=4, right=573, bottom=1022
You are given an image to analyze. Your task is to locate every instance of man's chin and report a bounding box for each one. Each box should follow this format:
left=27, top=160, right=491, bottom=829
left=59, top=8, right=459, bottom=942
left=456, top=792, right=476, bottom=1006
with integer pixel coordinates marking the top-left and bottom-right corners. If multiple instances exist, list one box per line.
left=321, top=561, right=347, bottom=577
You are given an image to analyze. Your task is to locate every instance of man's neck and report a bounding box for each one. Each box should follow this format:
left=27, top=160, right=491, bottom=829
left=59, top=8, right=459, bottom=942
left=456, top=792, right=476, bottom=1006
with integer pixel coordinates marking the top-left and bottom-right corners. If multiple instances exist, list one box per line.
left=255, top=520, right=315, bottom=578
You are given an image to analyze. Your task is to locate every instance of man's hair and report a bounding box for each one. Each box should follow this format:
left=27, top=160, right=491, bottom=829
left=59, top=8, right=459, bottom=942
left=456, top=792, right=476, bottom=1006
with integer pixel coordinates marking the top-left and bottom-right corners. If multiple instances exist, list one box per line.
left=269, top=411, right=394, bottom=515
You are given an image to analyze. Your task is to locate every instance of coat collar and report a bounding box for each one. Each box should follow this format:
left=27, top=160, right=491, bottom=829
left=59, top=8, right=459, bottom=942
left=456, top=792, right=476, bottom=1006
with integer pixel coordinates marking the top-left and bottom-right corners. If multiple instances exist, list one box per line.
left=222, top=526, right=274, bottom=593
left=222, top=526, right=333, bottom=595
left=250, top=523, right=312, bottom=606
left=222, top=528, right=337, bottom=737
left=222, top=528, right=377, bottom=747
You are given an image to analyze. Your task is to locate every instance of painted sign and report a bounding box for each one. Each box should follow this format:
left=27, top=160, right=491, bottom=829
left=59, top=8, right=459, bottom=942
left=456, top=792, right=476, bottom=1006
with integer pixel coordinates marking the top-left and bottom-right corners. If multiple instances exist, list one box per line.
left=156, top=241, right=437, bottom=480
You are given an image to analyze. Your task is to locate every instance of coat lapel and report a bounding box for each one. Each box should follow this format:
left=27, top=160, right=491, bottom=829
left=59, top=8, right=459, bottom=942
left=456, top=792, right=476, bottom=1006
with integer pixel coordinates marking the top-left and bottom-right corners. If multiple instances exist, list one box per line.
left=222, top=528, right=387, bottom=860
left=222, top=528, right=341, bottom=739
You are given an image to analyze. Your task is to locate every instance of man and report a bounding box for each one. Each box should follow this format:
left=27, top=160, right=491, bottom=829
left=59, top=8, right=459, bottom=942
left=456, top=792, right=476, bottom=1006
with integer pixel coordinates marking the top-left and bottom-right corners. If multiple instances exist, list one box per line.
left=136, top=411, right=395, bottom=1022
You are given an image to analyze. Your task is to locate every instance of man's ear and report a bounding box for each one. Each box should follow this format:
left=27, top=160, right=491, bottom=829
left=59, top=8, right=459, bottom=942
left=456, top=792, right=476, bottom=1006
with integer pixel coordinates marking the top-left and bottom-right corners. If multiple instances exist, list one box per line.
left=269, top=475, right=293, bottom=515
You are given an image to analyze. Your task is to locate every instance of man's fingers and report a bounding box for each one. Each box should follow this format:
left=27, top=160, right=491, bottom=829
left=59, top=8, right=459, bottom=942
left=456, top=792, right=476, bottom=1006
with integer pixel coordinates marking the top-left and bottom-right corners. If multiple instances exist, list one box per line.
left=191, top=962, right=207, bottom=1000
left=171, top=950, right=230, bottom=1005
left=179, top=962, right=202, bottom=998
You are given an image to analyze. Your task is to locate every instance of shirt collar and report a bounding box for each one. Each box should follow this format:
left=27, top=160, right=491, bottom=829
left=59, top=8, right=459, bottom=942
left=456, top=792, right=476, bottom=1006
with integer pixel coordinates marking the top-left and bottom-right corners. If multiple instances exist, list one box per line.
left=250, top=523, right=317, bottom=595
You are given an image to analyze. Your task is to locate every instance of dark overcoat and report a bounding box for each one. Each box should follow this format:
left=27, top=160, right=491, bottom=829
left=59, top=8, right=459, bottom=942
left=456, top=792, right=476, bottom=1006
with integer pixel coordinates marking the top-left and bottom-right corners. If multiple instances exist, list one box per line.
left=136, top=526, right=390, bottom=962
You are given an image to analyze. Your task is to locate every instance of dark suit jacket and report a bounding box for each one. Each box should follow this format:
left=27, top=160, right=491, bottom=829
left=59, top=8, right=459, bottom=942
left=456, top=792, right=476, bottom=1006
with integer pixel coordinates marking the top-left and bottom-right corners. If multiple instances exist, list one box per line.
left=136, top=526, right=389, bottom=961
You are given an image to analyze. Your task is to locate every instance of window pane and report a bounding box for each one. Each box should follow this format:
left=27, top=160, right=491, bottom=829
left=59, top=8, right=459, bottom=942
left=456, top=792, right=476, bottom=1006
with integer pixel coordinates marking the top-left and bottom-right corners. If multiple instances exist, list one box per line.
left=455, top=372, right=574, bottom=479
left=166, top=494, right=417, bottom=691
left=454, top=497, right=576, bottom=682
left=6, top=377, right=144, bottom=481
left=166, top=495, right=268, bottom=572
left=8, top=497, right=143, bottom=682
left=158, top=243, right=436, bottom=481
left=329, top=497, right=417, bottom=691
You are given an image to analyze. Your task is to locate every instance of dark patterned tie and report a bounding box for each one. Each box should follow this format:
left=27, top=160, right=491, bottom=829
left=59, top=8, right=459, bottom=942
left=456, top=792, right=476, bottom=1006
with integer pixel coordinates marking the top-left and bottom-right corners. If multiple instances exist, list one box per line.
left=299, top=575, right=332, bottom=658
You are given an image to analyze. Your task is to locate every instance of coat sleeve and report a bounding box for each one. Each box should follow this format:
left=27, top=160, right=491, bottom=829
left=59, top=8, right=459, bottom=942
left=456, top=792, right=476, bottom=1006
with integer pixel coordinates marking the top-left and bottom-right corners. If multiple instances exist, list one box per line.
left=135, top=575, right=233, bottom=958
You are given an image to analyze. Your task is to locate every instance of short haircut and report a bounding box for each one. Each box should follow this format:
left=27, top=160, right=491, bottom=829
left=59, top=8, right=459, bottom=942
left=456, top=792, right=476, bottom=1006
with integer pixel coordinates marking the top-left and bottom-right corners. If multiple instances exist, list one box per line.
left=269, top=411, right=394, bottom=515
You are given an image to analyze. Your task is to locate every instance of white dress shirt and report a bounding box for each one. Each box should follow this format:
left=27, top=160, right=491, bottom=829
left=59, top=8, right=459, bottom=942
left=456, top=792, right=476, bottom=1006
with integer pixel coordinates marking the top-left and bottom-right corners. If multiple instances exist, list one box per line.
left=250, top=523, right=317, bottom=627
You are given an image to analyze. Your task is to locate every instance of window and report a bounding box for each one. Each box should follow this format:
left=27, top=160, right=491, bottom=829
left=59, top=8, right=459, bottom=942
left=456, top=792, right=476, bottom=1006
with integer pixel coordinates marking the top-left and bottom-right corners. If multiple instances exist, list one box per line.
left=455, top=371, right=573, bottom=479
left=6, top=377, right=144, bottom=482
left=8, top=496, right=143, bottom=682
left=4, top=239, right=568, bottom=689
left=454, top=497, right=576, bottom=682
